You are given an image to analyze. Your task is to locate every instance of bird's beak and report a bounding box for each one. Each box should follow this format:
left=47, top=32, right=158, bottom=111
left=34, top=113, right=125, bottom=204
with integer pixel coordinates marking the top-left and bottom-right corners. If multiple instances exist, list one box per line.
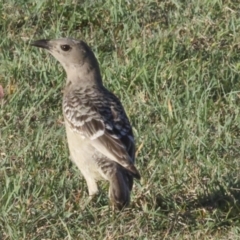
left=30, top=39, right=51, bottom=50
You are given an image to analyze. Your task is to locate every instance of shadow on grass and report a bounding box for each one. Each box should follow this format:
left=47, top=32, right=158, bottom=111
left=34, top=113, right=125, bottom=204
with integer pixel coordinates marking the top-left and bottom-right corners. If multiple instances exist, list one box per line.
left=152, top=175, right=240, bottom=233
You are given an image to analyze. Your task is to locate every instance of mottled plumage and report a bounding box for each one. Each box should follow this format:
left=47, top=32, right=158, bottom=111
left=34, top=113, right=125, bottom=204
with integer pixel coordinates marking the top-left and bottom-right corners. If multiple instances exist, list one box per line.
left=31, top=38, right=140, bottom=209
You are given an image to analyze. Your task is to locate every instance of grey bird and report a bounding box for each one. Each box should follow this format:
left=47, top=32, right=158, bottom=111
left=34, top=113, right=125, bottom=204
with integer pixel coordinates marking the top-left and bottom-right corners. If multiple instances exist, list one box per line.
left=31, top=38, right=140, bottom=209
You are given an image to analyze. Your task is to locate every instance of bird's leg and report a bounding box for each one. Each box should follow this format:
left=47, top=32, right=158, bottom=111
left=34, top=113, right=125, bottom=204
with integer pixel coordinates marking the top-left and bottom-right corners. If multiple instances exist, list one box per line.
left=80, top=174, right=99, bottom=209
left=83, top=174, right=98, bottom=200
left=70, top=152, right=99, bottom=207
left=86, top=178, right=99, bottom=197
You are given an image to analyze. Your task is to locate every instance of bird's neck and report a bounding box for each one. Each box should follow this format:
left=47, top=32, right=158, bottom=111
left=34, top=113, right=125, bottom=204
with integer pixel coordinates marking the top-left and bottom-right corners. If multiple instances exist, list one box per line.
left=64, top=62, right=103, bottom=88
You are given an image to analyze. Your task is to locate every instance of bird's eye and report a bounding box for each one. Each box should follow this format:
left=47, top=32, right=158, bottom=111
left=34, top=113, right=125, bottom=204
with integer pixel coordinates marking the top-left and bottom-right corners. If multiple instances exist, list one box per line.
left=60, top=45, right=71, bottom=51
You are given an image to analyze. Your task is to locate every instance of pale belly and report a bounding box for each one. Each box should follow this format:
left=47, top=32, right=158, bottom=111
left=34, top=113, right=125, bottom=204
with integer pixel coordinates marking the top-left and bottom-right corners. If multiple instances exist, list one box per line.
left=65, top=123, right=104, bottom=181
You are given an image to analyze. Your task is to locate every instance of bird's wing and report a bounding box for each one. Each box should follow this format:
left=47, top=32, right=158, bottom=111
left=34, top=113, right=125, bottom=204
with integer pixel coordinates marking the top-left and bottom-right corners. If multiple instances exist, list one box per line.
left=63, top=90, right=140, bottom=179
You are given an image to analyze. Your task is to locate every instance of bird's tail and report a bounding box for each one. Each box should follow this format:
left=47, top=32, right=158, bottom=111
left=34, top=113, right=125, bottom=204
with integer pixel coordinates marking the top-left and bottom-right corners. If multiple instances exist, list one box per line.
left=109, top=169, right=132, bottom=210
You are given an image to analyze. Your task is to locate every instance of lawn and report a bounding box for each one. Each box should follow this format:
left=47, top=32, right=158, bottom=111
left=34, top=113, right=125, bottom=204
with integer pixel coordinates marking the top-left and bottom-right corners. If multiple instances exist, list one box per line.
left=1, top=0, right=240, bottom=239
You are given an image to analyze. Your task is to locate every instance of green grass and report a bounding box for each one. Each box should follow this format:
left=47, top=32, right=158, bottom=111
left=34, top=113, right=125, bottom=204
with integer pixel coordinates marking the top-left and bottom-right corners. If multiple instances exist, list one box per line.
left=1, top=0, right=240, bottom=239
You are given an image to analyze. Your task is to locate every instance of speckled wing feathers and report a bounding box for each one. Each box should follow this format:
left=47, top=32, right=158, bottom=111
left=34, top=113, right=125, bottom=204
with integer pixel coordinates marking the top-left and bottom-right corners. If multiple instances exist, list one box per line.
left=63, top=87, right=140, bottom=179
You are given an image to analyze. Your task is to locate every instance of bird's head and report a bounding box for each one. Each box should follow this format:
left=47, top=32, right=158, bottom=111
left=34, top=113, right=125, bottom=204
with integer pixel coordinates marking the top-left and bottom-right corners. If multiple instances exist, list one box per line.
left=31, top=38, right=102, bottom=86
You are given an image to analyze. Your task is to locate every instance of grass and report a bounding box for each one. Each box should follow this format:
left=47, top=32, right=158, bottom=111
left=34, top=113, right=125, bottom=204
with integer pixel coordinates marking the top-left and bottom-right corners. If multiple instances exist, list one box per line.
left=1, top=0, right=240, bottom=239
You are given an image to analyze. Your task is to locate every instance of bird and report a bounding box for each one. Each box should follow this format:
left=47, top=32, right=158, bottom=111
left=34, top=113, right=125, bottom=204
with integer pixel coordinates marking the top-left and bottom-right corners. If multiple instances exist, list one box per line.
left=31, top=38, right=140, bottom=209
